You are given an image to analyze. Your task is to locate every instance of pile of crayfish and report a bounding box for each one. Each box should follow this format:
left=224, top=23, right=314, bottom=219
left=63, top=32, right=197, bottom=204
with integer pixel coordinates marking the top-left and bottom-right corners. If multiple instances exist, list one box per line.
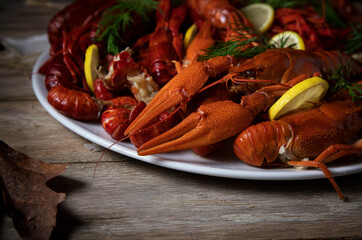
left=39, top=0, right=362, bottom=199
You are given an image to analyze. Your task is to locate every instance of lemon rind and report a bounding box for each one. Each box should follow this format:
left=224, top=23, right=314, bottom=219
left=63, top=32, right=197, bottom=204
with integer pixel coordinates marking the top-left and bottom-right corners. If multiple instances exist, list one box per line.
left=84, top=44, right=99, bottom=93
left=269, top=77, right=329, bottom=120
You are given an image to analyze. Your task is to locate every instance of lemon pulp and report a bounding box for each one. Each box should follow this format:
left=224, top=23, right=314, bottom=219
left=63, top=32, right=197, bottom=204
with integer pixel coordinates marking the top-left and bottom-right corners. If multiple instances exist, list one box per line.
left=240, top=3, right=274, bottom=33
left=269, top=31, right=305, bottom=50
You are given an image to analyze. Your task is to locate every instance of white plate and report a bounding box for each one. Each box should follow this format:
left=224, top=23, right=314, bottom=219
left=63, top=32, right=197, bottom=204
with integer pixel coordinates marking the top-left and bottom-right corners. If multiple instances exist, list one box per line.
left=32, top=46, right=362, bottom=181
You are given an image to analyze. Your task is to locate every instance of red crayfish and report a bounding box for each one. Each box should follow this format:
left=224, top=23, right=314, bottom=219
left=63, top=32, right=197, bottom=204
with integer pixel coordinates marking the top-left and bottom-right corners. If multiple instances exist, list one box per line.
left=234, top=100, right=362, bottom=200
left=126, top=48, right=359, bottom=154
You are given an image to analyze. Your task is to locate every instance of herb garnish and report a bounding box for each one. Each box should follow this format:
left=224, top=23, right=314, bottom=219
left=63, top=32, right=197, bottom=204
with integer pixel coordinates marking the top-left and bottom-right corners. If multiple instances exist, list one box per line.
left=197, top=25, right=267, bottom=61
left=96, top=0, right=158, bottom=55
left=197, top=24, right=295, bottom=61
left=328, top=54, right=362, bottom=102
left=344, top=27, right=362, bottom=54
left=269, top=33, right=296, bottom=49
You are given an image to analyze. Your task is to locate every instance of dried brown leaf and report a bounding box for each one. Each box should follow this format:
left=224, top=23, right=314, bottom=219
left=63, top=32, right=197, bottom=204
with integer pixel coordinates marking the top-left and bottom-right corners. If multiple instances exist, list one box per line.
left=0, top=140, right=66, bottom=240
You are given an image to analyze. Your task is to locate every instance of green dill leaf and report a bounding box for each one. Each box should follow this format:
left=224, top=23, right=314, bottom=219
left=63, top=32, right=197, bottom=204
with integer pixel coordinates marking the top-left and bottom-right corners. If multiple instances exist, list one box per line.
left=327, top=53, right=361, bottom=102
left=268, top=33, right=297, bottom=49
left=107, top=33, right=120, bottom=55
left=197, top=24, right=269, bottom=61
left=96, top=0, right=158, bottom=55
left=344, top=27, right=362, bottom=54
left=197, top=23, right=301, bottom=61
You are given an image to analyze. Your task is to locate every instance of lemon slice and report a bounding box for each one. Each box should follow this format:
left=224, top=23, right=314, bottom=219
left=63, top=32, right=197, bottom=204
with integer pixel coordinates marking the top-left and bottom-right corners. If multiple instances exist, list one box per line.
left=84, top=44, right=100, bottom=93
left=184, top=24, right=198, bottom=49
left=240, top=3, right=274, bottom=33
left=270, top=31, right=305, bottom=50
left=269, top=77, right=329, bottom=120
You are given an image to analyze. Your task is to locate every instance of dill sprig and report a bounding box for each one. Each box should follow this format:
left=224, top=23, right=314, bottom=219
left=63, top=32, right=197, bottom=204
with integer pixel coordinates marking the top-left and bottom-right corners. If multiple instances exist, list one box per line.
left=344, top=27, right=362, bottom=54
left=197, top=24, right=295, bottom=61
left=268, top=33, right=296, bottom=49
left=96, top=0, right=158, bottom=55
left=197, top=25, right=267, bottom=61
left=328, top=54, right=362, bottom=102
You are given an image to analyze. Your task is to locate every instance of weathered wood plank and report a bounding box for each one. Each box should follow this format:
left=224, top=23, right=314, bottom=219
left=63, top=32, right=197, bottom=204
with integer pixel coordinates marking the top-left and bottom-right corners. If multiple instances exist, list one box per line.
left=0, top=68, right=36, bottom=101
left=0, top=1, right=66, bottom=38
left=0, top=100, right=132, bottom=164
left=2, top=160, right=362, bottom=239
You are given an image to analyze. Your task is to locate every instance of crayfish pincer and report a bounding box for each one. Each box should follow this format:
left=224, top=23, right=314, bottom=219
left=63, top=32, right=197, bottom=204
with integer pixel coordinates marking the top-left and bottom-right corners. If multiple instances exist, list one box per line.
left=125, top=56, right=232, bottom=136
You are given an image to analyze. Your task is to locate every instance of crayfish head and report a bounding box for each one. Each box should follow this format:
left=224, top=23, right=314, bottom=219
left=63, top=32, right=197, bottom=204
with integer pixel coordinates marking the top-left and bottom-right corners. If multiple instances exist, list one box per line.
left=229, top=49, right=291, bottom=82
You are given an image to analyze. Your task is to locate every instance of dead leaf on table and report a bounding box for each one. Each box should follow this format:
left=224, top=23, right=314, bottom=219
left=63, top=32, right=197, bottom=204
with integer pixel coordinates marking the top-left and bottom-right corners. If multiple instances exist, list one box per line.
left=0, top=140, right=66, bottom=240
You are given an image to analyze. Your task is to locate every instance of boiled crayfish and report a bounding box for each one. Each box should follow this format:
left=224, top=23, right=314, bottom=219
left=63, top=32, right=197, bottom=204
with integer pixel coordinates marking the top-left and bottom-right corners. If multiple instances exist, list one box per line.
left=234, top=101, right=362, bottom=200
left=126, top=48, right=359, bottom=154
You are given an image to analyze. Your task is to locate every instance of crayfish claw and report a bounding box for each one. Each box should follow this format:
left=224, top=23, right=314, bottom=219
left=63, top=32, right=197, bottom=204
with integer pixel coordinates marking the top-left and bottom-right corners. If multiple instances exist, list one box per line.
left=125, top=56, right=232, bottom=136
left=137, top=100, right=253, bottom=156
left=137, top=111, right=202, bottom=155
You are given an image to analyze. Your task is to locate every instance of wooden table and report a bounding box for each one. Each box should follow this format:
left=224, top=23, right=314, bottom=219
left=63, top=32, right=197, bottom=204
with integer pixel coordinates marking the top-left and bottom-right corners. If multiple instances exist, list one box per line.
left=1, top=1, right=361, bottom=239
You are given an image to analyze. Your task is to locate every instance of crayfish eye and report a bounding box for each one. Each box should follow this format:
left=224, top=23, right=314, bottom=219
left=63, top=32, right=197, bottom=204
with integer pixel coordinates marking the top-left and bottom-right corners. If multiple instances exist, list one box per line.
left=241, top=69, right=256, bottom=79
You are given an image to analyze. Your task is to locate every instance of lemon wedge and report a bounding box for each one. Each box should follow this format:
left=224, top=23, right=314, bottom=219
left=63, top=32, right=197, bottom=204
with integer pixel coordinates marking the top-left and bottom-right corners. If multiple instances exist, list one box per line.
left=184, top=24, right=198, bottom=49
left=269, top=31, right=305, bottom=50
left=84, top=44, right=100, bottom=93
left=269, top=77, right=329, bottom=120
left=240, top=3, right=274, bottom=33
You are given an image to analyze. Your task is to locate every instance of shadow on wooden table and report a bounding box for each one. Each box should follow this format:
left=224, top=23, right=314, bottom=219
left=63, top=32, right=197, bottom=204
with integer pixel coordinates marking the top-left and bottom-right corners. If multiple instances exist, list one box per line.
left=127, top=154, right=362, bottom=200
left=0, top=196, right=7, bottom=237
left=47, top=176, right=86, bottom=240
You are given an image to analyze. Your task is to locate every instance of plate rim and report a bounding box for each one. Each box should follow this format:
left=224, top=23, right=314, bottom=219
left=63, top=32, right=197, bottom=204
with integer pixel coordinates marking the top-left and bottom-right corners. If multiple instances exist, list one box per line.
left=31, top=46, right=362, bottom=181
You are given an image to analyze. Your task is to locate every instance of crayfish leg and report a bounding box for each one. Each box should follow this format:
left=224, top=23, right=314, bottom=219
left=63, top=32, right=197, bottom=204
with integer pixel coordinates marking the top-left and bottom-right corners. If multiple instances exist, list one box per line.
left=287, top=141, right=362, bottom=200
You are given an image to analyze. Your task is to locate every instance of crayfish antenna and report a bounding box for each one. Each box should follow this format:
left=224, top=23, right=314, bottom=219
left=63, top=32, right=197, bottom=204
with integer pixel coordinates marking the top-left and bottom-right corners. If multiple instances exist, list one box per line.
left=93, top=136, right=129, bottom=178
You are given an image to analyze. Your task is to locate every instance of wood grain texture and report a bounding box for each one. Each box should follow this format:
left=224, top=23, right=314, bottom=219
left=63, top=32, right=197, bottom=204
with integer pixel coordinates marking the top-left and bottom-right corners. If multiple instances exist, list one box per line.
left=0, top=1, right=362, bottom=239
